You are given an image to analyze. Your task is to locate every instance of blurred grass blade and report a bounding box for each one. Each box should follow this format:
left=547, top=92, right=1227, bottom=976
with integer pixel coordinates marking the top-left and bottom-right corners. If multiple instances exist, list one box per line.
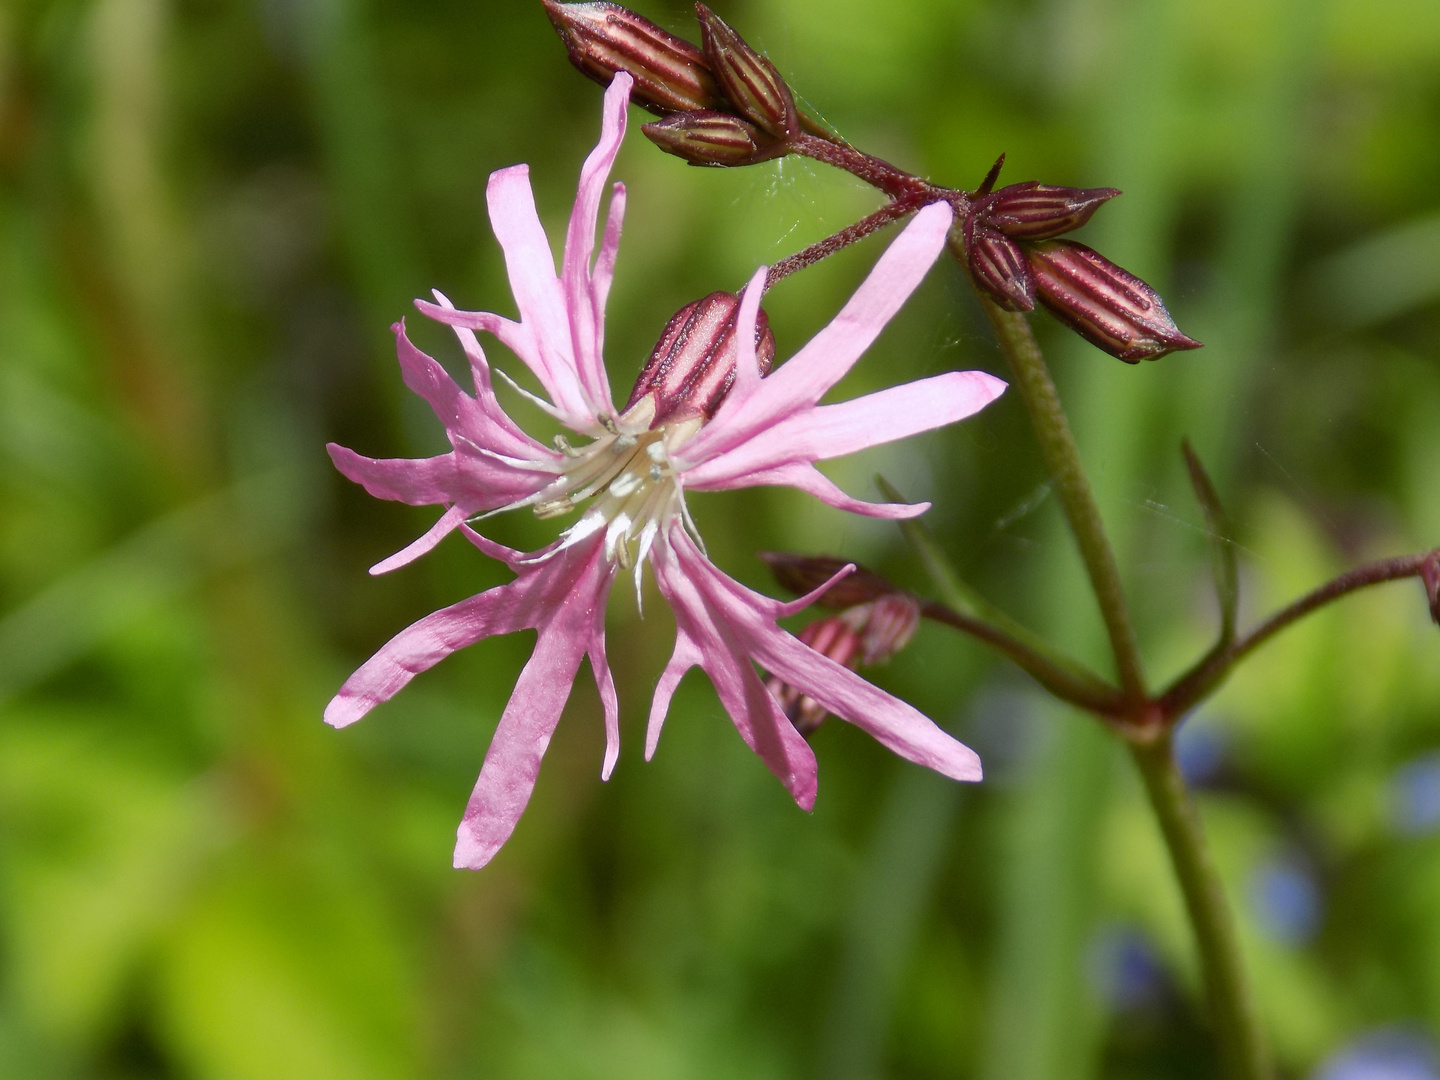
left=0, top=473, right=302, bottom=707
left=818, top=768, right=965, bottom=1080
left=1182, top=439, right=1238, bottom=647
left=1304, top=212, right=1440, bottom=328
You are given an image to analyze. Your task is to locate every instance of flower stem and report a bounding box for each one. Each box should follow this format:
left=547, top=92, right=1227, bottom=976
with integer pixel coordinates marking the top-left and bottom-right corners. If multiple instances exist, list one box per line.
left=1160, top=549, right=1438, bottom=718
left=765, top=194, right=931, bottom=292
left=1130, top=735, right=1273, bottom=1080
left=973, top=292, right=1149, bottom=704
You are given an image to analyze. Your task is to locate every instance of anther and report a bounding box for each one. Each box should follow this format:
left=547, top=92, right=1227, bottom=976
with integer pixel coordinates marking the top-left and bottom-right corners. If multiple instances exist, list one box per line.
left=649, top=463, right=664, bottom=482
left=534, top=497, right=576, bottom=519
left=552, top=434, right=580, bottom=458
left=610, top=471, right=643, bottom=499
left=598, top=414, right=621, bottom=435
left=610, top=434, right=638, bottom=454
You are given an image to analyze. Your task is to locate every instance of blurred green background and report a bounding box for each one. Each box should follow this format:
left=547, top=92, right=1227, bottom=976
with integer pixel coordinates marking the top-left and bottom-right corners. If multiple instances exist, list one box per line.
left=2, top=0, right=1439, bottom=1077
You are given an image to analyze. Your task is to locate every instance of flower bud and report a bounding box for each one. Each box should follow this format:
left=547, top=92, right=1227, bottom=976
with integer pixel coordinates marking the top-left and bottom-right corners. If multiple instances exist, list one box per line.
left=764, top=594, right=922, bottom=734
left=759, top=551, right=903, bottom=608
left=984, top=181, right=1120, bottom=241
left=1025, top=241, right=1203, bottom=362
left=641, top=110, right=781, bottom=167
left=851, top=594, right=922, bottom=665
left=965, top=217, right=1036, bottom=312
left=1423, top=551, right=1440, bottom=626
left=625, top=291, right=776, bottom=425
left=542, top=0, right=725, bottom=116
left=695, top=3, right=799, bottom=138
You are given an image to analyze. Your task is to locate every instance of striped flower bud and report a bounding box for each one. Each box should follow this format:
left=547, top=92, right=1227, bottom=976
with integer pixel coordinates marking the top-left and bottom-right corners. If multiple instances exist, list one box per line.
left=641, top=110, right=781, bottom=167
left=542, top=0, right=725, bottom=116
left=695, top=3, right=799, bottom=138
left=625, top=291, right=776, bottom=425
left=984, top=181, right=1121, bottom=241
left=1025, top=241, right=1202, bottom=362
left=965, top=215, right=1036, bottom=312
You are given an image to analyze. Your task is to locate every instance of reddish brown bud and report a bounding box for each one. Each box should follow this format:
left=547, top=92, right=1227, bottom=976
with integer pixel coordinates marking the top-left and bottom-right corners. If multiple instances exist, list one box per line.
left=759, top=552, right=904, bottom=609
left=1422, top=551, right=1440, bottom=626
left=965, top=216, right=1036, bottom=312
left=1025, top=241, right=1203, bottom=362
left=695, top=3, right=798, bottom=138
left=543, top=1, right=725, bottom=116
left=641, top=110, right=781, bottom=167
left=764, top=594, right=922, bottom=735
left=625, top=291, right=775, bottom=425
left=851, top=594, right=922, bottom=665
left=983, top=181, right=1120, bottom=241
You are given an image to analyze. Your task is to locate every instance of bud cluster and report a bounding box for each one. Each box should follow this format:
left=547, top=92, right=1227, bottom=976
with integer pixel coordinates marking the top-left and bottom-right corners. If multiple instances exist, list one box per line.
left=760, top=553, right=921, bottom=735
left=544, top=1, right=804, bottom=167
left=961, top=157, right=1200, bottom=362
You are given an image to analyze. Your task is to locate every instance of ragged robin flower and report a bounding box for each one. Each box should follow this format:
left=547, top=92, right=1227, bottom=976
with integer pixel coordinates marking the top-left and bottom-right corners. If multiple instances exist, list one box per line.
left=324, top=74, right=1006, bottom=869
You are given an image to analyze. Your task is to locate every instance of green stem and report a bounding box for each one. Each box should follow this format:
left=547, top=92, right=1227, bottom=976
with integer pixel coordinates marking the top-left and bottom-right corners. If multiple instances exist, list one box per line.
left=974, top=292, right=1149, bottom=704
left=876, top=475, right=1126, bottom=717
left=1130, top=737, right=1273, bottom=1080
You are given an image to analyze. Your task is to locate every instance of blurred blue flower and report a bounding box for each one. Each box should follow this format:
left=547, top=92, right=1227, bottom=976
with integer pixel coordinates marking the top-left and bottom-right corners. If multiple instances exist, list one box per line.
left=1175, top=717, right=1228, bottom=786
left=1391, top=753, right=1440, bottom=836
left=1088, top=926, right=1165, bottom=1012
left=1249, top=856, right=1322, bottom=945
left=1314, top=1029, right=1440, bottom=1080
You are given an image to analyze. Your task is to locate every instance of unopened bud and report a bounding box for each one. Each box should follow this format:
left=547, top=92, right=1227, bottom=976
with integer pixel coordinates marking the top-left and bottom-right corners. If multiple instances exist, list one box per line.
left=1423, top=551, right=1440, bottom=626
left=851, top=594, right=922, bottom=665
left=759, top=551, right=904, bottom=608
left=984, top=181, right=1120, bottom=241
left=1025, top=241, right=1203, bottom=362
left=641, top=110, right=781, bottom=166
left=543, top=0, right=725, bottom=116
left=764, top=594, right=922, bottom=735
left=625, top=291, right=775, bottom=425
left=695, top=3, right=798, bottom=138
left=965, top=217, right=1036, bottom=312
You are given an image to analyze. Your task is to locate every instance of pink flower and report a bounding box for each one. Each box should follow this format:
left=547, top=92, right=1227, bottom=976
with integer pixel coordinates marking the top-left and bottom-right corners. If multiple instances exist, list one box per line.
left=325, top=73, right=1007, bottom=869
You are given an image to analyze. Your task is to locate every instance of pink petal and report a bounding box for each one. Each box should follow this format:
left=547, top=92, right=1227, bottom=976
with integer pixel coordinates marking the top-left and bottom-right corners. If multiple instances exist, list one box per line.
left=645, top=626, right=703, bottom=760
left=664, top=530, right=982, bottom=784
left=562, top=73, right=630, bottom=416
left=369, top=504, right=469, bottom=575
left=676, top=201, right=954, bottom=468
left=453, top=621, right=588, bottom=869
left=452, top=541, right=618, bottom=868
left=458, top=522, right=524, bottom=565
left=592, top=182, right=626, bottom=328
left=485, top=165, right=591, bottom=424
left=328, top=538, right=613, bottom=730
left=691, top=461, right=930, bottom=519
left=428, top=291, right=551, bottom=458
left=651, top=536, right=819, bottom=810
left=681, top=372, right=1006, bottom=488
left=755, top=630, right=983, bottom=782
left=325, top=564, right=536, bottom=729
left=327, top=444, right=457, bottom=506
left=394, top=318, right=465, bottom=428
left=593, top=632, right=620, bottom=782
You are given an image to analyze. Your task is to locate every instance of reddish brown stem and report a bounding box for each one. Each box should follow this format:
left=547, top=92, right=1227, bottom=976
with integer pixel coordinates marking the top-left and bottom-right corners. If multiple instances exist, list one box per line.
left=1159, top=550, right=1438, bottom=720
left=764, top=195, right=933, bottom=291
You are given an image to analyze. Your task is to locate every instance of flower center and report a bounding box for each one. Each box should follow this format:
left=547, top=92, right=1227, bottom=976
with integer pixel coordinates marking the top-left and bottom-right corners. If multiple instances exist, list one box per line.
left=533, top=408, right=703, bottom=573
